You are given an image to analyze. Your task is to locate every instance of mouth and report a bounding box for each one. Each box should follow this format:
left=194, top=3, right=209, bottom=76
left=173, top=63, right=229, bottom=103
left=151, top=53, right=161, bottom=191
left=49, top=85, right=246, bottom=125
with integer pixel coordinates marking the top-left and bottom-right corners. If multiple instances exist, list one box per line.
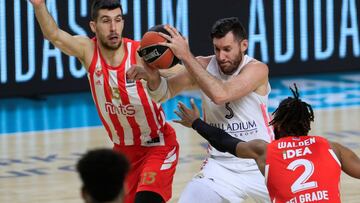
left=219, top=61, right=230, bottom=67
left=108, top=34, right=120, bottom=43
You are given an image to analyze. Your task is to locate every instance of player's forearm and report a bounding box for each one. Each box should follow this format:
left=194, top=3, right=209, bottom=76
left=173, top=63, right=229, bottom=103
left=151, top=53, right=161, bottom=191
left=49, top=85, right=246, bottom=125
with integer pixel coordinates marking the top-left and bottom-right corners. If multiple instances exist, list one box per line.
left=191, top=118, right=242, bottom=156
left=182, top=54, right=228, bottom=104
left=33, top=3, right=60, bottom=41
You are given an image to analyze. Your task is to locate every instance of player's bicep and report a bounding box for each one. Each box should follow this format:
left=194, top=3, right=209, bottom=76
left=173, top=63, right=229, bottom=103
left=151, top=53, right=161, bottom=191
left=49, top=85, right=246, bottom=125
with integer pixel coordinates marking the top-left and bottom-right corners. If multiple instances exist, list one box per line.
left=332, top=142, right=360, bottom=178
left=224, top=62, right=268, bottom=100
left=51, top=30, right=90, bottom=59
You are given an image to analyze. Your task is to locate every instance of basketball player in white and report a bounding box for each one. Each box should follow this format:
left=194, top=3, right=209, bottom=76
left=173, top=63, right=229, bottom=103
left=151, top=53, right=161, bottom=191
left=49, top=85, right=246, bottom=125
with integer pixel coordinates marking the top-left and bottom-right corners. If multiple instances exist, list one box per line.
left=128, top=17, right=273, bottom=202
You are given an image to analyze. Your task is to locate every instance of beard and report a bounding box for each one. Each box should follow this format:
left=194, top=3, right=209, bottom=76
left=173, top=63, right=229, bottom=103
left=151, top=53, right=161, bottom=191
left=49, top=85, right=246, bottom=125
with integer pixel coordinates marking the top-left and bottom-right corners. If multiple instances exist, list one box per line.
left=218, top=51, right=243, bottom=75
left=98, top=34, right=122, bottom=51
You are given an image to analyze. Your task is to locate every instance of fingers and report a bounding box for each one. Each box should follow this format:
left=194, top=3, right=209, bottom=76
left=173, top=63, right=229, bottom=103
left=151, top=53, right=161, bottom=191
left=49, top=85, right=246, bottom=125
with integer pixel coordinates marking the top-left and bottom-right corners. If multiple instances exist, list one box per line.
left=126, top=66, right=137, bottom=79
left=157, top=25, right=182, bottom=47
left=164, top=24, right=180, bottom=37
left=126, top=65, right=149, bottom=80
left=174, top=110, right=183, bottom=118
left=158, top=32, right=172, bottom=41
left=177, top=101, right=189, bottom=115
left=190, top=98, right=200, bottom=116
left=190, top=98, right=197, bottom=110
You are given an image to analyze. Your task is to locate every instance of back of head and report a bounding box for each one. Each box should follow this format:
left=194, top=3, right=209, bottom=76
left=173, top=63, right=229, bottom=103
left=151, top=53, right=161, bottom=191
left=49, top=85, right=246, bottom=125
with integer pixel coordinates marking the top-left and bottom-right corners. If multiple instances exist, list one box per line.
left=77, top=148, right=130, bottom=203
left=91, top=0, right=123, bottom=21
left=270, top=84, right=314, bottom=139
left=210, top=17, right=247, bottom=41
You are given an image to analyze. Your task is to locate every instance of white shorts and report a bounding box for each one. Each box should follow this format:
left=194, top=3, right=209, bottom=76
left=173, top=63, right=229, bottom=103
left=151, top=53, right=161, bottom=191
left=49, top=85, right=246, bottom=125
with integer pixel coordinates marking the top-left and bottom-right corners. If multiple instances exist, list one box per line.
left=179, top=157, right=270, bottom=203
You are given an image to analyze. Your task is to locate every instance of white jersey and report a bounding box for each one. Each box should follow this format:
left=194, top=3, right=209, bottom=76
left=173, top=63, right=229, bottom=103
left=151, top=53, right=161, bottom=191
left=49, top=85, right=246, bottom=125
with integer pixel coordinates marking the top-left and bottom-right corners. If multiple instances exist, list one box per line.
left=201, top=55, right=274, bottom=171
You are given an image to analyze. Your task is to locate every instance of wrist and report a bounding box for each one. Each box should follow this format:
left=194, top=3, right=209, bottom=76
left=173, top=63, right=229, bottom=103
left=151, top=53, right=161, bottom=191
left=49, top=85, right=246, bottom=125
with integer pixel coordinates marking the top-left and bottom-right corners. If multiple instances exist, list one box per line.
left=191, top=118, right=203, bottom=129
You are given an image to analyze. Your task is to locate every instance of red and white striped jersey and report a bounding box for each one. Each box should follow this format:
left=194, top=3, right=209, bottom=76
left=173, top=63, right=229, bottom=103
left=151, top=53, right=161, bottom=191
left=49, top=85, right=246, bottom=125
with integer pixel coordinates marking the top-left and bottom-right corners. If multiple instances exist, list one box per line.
left=87, top=38, right=177, bottom=147
left=265, top=136, right=341, bottom=203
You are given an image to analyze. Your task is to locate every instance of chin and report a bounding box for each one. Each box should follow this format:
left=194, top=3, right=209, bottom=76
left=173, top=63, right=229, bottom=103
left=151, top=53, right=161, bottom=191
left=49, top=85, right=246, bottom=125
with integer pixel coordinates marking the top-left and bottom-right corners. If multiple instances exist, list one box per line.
left=106, top=42, right=121, bottom=50
left=221, top=66, right=237, bottom=75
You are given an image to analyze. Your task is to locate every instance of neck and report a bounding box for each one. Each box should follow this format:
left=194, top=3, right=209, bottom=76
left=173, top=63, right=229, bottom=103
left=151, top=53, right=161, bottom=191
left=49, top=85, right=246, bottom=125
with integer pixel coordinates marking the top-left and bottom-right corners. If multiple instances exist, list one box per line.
left=98, top=39, right=125, bottom=67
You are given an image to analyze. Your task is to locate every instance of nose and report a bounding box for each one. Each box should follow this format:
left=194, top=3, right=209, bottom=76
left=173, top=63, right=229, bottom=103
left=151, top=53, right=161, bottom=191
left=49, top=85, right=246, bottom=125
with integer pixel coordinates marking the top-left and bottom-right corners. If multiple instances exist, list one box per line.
left=218, top=51, right=226, bottom=62
left=110, top=20, right=116, bottom=32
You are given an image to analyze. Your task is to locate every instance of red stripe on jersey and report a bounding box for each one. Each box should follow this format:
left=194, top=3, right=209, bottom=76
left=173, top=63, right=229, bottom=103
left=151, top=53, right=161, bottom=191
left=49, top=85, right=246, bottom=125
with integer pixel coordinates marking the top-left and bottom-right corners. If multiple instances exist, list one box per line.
left=116, top=61, right=142, bottom=146
left=89, top=74, right=115, bottom=142
left=88, top=47, right=113, bottom=141
left=260, top=103, right=274, bottom=142
left=136, top=81, right=159, bottom=139
left=101, top=62, right=125, bottom=144
left=152, top=101, right=164, bottom=129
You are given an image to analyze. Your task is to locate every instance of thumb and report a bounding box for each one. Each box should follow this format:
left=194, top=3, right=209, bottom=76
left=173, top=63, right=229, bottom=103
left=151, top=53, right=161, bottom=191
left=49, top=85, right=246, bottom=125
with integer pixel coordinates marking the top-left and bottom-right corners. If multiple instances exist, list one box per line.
left=190, top=98, right=196, bottom=110
left=190, top=98, right=200, bottom=116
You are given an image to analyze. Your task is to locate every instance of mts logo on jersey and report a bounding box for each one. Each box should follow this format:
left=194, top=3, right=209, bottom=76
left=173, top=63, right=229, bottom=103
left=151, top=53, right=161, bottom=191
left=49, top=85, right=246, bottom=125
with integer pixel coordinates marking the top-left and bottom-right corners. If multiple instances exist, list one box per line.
left=105, top=102, right=135, bottom=116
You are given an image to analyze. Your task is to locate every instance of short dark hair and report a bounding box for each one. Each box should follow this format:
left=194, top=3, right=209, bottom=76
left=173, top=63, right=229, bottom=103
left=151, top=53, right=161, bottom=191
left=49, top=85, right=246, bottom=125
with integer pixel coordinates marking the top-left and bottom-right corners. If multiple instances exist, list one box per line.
left=210, top=17, right=247, bottom=41
left=77, top=148, right=130, bottom=202
left=91, top=0, right=123, bottom=20
left=270, top=84, right=314, bottom=138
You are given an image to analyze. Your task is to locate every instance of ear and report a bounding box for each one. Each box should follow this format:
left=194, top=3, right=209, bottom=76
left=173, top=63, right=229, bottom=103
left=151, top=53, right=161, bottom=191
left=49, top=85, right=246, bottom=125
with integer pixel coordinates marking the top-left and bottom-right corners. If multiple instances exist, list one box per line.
left=240, top=39, right=248, bottom=52
left=81, top=187, right=92, bottom=203
left=81, top=186, right=86, bottom=199
left=89, top=21, right=96, bottom=34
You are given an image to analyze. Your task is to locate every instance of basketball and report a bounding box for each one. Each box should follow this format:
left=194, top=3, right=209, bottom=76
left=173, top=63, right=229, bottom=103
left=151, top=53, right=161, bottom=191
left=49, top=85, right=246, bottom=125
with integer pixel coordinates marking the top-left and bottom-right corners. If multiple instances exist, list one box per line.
left=138, top=25, right=180, bottom=69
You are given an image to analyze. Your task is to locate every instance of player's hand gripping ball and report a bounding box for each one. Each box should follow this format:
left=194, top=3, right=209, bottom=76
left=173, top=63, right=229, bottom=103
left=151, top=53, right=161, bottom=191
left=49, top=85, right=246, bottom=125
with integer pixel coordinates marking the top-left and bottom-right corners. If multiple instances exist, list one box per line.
left=138, top=25, right=180, bottom=69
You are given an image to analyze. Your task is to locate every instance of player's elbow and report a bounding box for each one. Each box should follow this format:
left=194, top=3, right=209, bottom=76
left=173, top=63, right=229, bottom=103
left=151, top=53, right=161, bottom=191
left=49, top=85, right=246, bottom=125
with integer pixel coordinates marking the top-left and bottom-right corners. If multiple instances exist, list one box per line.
left=211, top=94, right=229, bottom=105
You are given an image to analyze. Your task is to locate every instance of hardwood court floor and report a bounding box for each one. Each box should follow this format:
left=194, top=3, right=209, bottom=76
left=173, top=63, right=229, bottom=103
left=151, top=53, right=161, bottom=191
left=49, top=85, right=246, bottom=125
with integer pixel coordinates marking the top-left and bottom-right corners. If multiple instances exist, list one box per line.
left=0, top=107, right=360, bottom=203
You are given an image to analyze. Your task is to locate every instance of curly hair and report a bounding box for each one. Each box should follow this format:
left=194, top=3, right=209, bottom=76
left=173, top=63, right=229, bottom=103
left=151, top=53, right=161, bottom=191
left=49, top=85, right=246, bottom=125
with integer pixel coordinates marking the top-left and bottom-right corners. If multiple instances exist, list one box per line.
left=270, top=84, right=314, bottom=138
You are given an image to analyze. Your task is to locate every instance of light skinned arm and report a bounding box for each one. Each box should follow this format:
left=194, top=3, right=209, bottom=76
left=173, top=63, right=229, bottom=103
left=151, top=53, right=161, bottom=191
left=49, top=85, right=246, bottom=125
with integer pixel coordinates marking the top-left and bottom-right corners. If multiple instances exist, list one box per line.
left=127, top=61, right=197, bottom=102
left=158, top=25, right=269, bottom=105
left=330, top=142, right=360, bottom=178
left=31, top=0, right=91, bottom=67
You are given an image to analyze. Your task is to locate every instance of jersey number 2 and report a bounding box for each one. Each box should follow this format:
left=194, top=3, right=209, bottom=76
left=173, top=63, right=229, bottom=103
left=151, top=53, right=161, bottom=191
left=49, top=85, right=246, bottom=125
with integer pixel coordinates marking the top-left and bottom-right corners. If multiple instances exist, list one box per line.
left=287, top=159, right=318, bottom=193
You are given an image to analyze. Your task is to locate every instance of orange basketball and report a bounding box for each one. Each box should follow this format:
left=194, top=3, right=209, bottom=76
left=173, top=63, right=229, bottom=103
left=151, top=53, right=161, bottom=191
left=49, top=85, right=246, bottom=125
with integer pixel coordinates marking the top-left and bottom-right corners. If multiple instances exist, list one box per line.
left=138, top=25, right=180, bottom=69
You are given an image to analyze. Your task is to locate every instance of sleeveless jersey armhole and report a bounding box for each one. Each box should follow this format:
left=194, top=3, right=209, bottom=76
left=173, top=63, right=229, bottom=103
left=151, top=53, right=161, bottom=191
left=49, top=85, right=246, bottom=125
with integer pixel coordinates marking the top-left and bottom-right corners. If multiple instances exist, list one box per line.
left=88, top=39, right=98, bottom=74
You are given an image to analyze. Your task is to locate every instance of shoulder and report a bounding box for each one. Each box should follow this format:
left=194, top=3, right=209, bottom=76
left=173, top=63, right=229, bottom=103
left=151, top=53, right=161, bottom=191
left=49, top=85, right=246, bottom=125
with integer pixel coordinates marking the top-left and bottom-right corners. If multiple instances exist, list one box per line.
left=79, top=36, right=96, bottom=69
left=243, top=59, right=269, bottom=74
left=196, top=55, right=214, bottom=68
left=75, top=35, right=94, bottom=48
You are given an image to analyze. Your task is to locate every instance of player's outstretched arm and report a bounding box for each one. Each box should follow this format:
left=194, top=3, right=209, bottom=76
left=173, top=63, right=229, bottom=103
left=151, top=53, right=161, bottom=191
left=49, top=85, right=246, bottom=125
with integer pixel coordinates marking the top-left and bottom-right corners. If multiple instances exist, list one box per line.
left=174, top=99, right=266, bottom=160
left=128, top=54, right=196, bottom=103
left=331, top=142, right=360, bottom=178
left=30, top=0, right=91, bottom=65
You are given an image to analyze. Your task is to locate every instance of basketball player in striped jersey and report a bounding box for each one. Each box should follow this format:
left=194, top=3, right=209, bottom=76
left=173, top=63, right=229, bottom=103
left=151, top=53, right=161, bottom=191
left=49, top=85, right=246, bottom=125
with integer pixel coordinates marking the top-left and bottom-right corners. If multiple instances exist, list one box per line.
left=30, top=0, right=179, bottom=202
left=174, top=85, right=360, bottom=203
left=128, top=17, right=273, bottom=202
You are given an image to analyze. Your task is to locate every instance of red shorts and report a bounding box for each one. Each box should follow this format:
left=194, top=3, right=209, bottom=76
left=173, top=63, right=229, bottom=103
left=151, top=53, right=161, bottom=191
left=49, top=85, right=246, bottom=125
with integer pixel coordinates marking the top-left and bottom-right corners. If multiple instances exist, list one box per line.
left=114, top=143, right=179, bottom=203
